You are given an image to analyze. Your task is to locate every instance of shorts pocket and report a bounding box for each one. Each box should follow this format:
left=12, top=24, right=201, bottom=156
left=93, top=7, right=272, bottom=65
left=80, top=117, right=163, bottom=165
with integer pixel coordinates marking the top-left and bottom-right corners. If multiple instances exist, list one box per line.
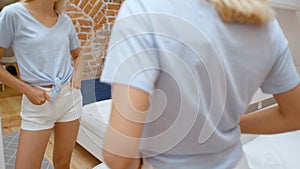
left=21, top=95, right=53, bottom=123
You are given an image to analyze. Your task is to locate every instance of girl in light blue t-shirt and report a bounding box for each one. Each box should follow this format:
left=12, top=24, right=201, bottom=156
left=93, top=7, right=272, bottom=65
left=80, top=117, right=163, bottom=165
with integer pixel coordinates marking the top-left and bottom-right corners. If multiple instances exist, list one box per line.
left=100, top=0, right=300, bottom=169
left=0, top=0, right=84, bottom=168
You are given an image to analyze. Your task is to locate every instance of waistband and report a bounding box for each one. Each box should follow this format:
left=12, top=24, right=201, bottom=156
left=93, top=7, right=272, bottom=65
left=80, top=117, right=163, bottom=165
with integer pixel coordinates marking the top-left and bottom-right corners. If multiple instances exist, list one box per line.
left=38, top=82, right=70, bottom=101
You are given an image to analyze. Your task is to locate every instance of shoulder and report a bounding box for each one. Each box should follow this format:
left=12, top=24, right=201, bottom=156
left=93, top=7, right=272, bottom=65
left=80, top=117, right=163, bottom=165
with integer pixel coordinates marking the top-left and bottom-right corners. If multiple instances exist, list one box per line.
left=118, top=0, right=152, bottom=16
left=58, top=13, right=76, bottom=28
left=1, top=2, right=22, bottom=16
left=118, top=0, right=187, bottom=17
left=266, top=19, right=288, bottom=53
left=59, top=13, right=72, bottom=23
left=0, top=3, right=23, bottom=26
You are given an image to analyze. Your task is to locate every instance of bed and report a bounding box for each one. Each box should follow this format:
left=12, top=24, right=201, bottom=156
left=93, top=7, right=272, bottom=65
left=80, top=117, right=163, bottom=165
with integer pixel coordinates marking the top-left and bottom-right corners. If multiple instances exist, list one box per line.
left=77, top=79, right=111, bottom=162
left=77, top=99, right=111, bottom=161
left=77, top=80, right=300, bottom=169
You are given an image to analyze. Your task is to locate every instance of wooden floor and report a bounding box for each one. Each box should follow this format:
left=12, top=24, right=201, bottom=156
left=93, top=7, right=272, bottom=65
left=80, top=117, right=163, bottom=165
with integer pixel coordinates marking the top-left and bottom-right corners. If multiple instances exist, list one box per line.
left=0, top=85, right=101, bottom=169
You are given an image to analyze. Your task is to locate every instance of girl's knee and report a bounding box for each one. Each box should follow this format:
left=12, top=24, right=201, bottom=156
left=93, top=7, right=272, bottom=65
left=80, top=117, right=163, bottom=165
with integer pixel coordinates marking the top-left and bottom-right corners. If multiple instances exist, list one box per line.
left=53, top=157, right=71, bottom=169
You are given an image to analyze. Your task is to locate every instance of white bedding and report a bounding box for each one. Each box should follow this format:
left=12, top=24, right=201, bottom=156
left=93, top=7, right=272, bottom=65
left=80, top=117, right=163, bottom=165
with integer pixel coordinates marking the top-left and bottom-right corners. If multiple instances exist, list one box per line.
left=243, top=131, right=300, bottom=169
left=78, top=99, right=300, bottom=169
left=77, top=99, right=111, bottom=161
left=80, top=99, right=111, bottom=136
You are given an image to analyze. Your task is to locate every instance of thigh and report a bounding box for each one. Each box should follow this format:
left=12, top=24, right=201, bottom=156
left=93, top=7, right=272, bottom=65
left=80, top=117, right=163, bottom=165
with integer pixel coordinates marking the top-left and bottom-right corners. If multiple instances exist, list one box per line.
left=53, top=119, right=80, bottom=160
left=15, top=129, right=52, bottom=169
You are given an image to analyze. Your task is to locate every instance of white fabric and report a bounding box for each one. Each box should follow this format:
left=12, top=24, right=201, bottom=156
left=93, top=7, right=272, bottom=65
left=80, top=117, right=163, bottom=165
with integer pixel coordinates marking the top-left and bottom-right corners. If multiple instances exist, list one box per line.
left=142, top=153, right=250, bottom=169
left=80, top=99, right=111, bottom=137
left=79, top=100, right=300, bottom=169
left=93, top=163, right=110, bottom=169
left=243, top=130, right=300, bottom=169
left=21, top=83, right=82, bottom=130
left=231, top=154, right=251, bottom=169
left=76, top=100, right=112, bottom=161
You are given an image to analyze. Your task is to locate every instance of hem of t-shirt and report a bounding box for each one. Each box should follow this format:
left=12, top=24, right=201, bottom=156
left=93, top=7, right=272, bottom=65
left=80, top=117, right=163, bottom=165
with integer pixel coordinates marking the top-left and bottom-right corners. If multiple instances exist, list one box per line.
left=100, top=76, right=153, bottom=94
left=261, top=78, right=300, bottom=94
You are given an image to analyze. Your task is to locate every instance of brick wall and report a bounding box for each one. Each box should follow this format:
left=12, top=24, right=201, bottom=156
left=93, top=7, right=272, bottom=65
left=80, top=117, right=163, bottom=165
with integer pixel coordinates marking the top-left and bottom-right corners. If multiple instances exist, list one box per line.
left=66, top=0, right=123, bottom=80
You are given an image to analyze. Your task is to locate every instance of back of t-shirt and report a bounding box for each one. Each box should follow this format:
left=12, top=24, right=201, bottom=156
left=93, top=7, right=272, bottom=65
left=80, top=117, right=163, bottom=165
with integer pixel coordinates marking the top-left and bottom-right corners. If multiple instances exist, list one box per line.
left=101, top=0, right=300, bottom=168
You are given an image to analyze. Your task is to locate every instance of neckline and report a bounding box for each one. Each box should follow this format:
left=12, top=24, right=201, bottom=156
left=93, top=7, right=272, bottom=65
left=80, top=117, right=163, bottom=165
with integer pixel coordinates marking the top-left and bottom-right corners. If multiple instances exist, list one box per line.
left=18, top=2, right=60, bottom=30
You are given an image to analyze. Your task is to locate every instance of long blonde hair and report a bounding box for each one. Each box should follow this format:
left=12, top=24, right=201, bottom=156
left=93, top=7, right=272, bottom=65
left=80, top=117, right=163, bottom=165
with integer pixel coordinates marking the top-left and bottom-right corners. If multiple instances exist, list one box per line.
left=210, top=0, right=275, bottom=25
left=21, top=0, right=67, bottom=14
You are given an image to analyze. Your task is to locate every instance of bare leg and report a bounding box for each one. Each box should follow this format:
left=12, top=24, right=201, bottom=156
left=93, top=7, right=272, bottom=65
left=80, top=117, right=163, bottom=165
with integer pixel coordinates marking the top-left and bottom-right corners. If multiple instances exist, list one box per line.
left=52, top=119, right=80, bottom=169
left=15, top=129, right=52, bottom=169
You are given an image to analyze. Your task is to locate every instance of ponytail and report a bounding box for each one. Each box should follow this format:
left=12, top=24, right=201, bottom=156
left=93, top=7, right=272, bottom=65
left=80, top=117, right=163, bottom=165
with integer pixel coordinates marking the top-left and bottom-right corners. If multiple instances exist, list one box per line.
left=210, top=0, right=275, bottom=24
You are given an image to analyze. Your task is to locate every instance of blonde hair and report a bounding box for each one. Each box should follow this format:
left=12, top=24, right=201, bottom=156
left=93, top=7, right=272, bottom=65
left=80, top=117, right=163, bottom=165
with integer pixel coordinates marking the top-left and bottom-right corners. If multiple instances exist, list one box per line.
left=21, top=0, right=67, bottom=14
left=210, top=0, right=275, bottom=25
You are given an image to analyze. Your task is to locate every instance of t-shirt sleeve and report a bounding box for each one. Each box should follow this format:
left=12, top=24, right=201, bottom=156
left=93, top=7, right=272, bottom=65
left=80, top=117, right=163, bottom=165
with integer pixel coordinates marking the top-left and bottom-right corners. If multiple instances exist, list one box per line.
left=0, top=7, right=14, bottom=48
left=261, top=40, right=300, bottom=94
left=100, top=1, right=160, bottom=94
left=69, top=20, right=80, bottom=50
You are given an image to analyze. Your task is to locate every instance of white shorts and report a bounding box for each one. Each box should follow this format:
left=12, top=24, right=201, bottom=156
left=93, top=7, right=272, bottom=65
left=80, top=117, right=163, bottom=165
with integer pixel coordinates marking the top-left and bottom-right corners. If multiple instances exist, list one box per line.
left=20, top=83, right=82, bottom=131
left=141, top=153, right=250, bottom=169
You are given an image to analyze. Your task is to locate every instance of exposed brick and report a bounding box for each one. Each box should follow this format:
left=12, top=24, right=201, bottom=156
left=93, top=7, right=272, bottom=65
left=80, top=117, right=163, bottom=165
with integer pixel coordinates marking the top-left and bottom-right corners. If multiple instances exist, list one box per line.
left=69, top=0, right=80, bottom=5
left=89, top=1, right=103, bottom=18
left=107, top=4, right=121, bottom=10
left=78, top=19, right=92, bottom=26
left=67, top=13, right=84, bottom=18
left=78, top=33, right=89, bottom=40
left=81, top=27, right=92, bottom=33
left=108, top=17, right=116, bottom=23
left=89, top=0, right=97, bottom=6
left=79, top=0, right=89, bottom=9
left=66, top=5, right=78, bottom=11
left=89, top=61, right=97, bottom=66
left=67, top=0, right=123, bottom=80
left=83, top=4, right=93, bottom=14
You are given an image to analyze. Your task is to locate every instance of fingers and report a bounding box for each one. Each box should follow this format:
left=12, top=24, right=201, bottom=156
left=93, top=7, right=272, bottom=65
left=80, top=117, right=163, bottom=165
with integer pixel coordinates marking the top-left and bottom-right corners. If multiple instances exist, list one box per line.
left=70, top=80, right=81, bottom=89
left=30, top=89, right=50, bottom=105
left=45, top=92, right=51, bottom=102
left=31, top=98, right=45, bottom=105
left=35, top=93, right=47, bottom=105
left=37, top=99, right=46, bottom=105
left=70, top=77, right=73, bottom=88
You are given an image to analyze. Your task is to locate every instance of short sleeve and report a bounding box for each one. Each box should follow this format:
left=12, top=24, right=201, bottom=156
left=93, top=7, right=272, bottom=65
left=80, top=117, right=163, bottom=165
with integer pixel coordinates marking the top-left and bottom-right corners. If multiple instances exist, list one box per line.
left=69, top=21, right=80, bottom=50
left=100, top=1, right=160, bottom=93
left=0, top=7, right=14, bottom=48
left=261, top=42, right=300, bottom=94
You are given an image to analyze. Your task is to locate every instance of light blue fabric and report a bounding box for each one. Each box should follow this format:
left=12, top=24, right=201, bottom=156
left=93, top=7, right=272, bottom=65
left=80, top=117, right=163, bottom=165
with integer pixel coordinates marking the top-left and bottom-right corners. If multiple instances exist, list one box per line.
left=0, top=3, right=80, bottom=100
left=101, top=0, right=300, bottom=168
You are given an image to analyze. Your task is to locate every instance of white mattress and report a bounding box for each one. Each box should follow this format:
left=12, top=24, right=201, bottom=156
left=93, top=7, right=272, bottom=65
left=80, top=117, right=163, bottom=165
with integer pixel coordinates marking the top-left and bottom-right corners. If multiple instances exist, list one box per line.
left=77, top=99, right=112, bottom=161
left=77, top=98, right=300, bottom=169
left=243, top=131, right=300, bottom=169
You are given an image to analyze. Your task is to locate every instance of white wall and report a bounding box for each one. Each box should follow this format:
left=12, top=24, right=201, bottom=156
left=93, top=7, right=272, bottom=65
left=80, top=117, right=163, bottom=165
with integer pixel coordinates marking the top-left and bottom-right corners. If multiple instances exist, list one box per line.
left=274, top=8, right=300, bottom=72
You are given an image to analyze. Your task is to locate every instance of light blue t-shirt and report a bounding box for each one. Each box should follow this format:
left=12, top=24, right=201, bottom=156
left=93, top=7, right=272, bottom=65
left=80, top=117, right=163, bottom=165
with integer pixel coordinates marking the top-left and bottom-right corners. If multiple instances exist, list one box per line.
left=101, top=0, right=300, bottom=168
left=0, top=3, right=80, bottom=100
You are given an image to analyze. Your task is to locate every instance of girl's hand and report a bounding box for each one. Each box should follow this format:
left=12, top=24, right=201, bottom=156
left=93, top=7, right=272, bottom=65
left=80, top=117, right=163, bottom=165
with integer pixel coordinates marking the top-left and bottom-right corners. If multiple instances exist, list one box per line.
left=70, top=74, right=81, bottom=89
left=24, top=86, right=51, bottom=105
